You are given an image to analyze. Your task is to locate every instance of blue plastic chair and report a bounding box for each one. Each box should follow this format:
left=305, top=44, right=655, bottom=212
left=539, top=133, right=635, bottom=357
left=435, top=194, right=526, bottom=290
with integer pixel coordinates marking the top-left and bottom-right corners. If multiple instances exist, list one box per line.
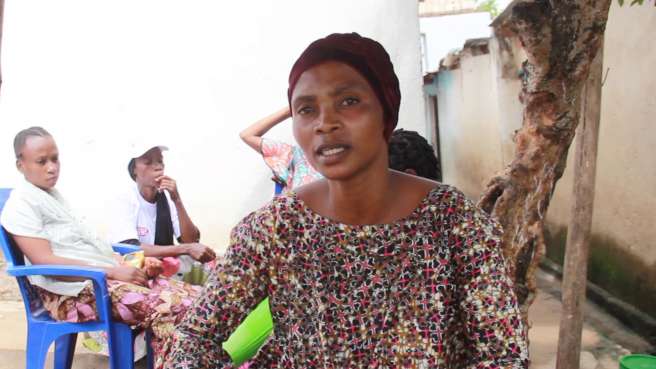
left=0, top=188, right=153, bottom=369
left=273, top=181, right=284, bottom=196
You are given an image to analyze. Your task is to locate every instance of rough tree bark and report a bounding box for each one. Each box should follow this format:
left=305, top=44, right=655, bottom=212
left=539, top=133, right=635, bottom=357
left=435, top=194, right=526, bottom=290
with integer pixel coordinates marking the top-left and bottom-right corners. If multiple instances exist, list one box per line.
left=480, top=0, right=612, bottom=318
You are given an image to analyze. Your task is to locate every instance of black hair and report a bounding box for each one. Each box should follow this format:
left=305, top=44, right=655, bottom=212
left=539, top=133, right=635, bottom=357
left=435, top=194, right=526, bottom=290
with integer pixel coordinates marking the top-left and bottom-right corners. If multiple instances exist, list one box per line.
left=13, top=126, right=52, bottom=159
left=388, top=129, right=441, bottom=181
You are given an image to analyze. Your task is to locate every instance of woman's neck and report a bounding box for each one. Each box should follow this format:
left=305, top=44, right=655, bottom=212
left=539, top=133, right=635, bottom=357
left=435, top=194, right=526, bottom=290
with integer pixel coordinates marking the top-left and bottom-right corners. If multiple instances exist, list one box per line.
left=138, top=184, right=158, bottom=203
left=324, top=167, right=397, bottom=225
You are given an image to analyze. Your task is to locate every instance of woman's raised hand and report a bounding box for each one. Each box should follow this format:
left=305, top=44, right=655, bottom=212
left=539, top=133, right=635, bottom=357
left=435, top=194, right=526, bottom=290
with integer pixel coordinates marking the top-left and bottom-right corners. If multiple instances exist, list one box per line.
left=156, top=175, right=180, bottom=202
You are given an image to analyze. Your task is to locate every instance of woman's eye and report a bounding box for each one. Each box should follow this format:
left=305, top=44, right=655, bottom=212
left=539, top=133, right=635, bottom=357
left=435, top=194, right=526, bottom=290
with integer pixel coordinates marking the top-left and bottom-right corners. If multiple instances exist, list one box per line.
left=342, top=97, right=360, bottom=106
left=297, top=106, right=313, bottom=115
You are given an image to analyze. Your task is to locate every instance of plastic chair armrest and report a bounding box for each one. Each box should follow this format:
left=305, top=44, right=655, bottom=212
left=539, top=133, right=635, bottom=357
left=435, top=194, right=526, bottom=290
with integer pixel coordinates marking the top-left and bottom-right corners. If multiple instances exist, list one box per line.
left=7, top=264, right=113, bottom=320
left=7, top=264, right=107, bottom=283
left=112, top=243, right=141, bottom=255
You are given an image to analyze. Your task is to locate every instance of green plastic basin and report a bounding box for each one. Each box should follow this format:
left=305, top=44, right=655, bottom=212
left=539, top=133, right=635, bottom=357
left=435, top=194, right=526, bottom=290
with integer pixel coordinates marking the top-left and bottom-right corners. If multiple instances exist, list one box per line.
left=222, top=298, right=274, bottom=366
left=619, top=354, right=656, bottom=369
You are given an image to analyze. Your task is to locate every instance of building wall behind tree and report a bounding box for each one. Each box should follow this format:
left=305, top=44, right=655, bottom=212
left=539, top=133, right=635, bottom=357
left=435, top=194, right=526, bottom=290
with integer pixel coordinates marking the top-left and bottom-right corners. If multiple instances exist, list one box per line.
left=431, top=2, right=656, bottom=318
left=0, top=0, right=426, bottom=251
left=543, top=2, right=656, bottom=319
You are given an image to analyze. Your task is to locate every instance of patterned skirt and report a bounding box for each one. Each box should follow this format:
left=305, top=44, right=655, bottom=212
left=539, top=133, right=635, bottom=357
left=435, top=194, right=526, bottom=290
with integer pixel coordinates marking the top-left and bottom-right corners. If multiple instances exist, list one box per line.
left=36, top=277, right=201, bottom=369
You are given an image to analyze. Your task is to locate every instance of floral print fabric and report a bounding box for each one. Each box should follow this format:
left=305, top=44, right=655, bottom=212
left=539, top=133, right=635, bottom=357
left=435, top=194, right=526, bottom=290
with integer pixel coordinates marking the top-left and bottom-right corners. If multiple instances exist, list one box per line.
left=163, top=185, right=528, bottom=368
left=260, top=138, right=323, bottom=190
left=37, top=277, right=201, bottom=368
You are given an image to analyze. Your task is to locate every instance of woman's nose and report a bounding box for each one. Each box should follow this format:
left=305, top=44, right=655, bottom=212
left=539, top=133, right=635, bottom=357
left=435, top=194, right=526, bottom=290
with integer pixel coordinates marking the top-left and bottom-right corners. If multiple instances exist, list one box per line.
left=315, top=108, right=340, bottom=134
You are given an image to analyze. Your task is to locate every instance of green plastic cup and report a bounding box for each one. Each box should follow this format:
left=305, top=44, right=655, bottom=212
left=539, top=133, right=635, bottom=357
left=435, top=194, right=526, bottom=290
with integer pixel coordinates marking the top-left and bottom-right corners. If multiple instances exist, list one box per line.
left=620, top=354, right=656, bottom=369
left=222, top=298, right=274, bottom=366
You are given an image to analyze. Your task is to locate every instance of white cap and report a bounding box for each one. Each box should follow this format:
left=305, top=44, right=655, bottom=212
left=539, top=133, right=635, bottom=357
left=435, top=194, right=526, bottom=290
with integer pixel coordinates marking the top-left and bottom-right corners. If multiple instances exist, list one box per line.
left=126, top=139, right=169, bottom=162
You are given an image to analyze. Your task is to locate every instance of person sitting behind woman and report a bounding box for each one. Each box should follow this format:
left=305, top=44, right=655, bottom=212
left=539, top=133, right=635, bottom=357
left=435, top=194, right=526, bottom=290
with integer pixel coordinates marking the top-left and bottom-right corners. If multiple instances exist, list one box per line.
left=388, top=128, right=441, bottom=181
left=240, top=107, right=323, bottom=192
left=163, top=33, right=528, bottom=368
left=0, top=127, right=203, bottom=367
left=108, top=141, right=216, bottom=279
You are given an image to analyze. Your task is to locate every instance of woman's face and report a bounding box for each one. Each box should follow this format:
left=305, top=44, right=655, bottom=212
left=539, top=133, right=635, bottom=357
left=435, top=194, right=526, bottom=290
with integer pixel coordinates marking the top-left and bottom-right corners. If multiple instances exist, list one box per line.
left=133, top=148, right=164, bottom=187
left=291, top=61, right=387, bottom=181
left=17, top=135, right=60, bottom=191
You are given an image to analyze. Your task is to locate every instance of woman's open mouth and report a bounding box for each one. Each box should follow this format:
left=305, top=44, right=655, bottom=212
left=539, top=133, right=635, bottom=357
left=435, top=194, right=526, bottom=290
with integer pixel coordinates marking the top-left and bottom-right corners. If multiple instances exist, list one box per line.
left=316, top=143, right=351, bottom=164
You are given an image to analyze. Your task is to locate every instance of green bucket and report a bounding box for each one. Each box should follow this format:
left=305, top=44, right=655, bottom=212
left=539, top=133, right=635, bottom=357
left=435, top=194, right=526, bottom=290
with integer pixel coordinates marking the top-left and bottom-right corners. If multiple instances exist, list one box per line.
left=619, top=354, right=656, bottom=369
left=222, top=298, right=274, bottom=366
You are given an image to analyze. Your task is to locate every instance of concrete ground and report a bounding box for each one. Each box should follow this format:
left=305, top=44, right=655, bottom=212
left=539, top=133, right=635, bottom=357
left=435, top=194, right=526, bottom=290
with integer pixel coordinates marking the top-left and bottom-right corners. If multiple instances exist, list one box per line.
left=0, top=262, right=651, bottom=369
left=528, top=270, right=652, bottom=369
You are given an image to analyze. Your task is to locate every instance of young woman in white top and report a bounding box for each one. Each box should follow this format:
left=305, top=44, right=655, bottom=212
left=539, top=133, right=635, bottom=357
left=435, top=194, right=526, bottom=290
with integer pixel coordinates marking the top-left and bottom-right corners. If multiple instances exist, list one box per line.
left=108, top=141, right=215, bottom=277
left=0, top=127, right=205, bottom=365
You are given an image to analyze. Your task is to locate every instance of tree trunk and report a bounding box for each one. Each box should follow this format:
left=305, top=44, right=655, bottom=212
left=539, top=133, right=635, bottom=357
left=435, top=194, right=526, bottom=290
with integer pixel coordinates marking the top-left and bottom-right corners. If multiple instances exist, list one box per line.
left=479, top=0, right=612, bottom=318
left=556, top=40, right=603, bottom=369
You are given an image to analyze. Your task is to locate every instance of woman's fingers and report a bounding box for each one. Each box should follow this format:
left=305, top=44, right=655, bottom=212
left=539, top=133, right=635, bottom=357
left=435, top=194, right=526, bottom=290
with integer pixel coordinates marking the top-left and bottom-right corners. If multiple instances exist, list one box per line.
left=156, top=177, right=180, bottom=200
left=200, top=247, right=216, bottom=262
left=134, top=268, right=148, bottom=286
left=155, top=175, right=173, bottom=182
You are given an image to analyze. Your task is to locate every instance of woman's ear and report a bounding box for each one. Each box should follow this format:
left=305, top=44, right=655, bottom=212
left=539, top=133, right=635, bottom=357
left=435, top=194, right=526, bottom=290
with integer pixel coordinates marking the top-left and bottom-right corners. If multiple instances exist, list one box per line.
left=16, top=159, right=24, bottom=173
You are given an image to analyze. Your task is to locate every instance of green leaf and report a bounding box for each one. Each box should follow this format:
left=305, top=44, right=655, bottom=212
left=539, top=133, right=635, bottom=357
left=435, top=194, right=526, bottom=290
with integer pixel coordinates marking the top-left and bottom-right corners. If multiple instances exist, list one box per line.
left=618, top=0, right=625, bottom=5
left=477, top=0, right=499, bottom=17
left=630, top=0, right=643, bottom=5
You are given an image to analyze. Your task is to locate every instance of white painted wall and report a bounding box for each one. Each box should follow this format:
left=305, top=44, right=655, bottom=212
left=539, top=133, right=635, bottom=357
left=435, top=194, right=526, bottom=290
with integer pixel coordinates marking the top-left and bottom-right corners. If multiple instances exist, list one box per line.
left=419, top=12, right=492, bottom=73
left=0, top=0, right=426, bottom=252
left=435, top=51, right=506, bottom=200
left=546, top=2, right=656, bottom=264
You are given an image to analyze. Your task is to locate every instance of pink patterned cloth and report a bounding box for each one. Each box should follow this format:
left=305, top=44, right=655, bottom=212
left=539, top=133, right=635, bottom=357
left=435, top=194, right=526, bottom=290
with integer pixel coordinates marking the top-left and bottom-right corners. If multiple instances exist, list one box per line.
left=261, top=138, right=322, bottom=191
left=37, top=277, right=201, bottom=368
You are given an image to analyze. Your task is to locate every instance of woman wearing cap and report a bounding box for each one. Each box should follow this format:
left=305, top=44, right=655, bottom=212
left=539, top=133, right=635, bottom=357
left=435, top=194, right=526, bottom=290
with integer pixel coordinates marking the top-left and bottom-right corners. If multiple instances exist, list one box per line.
left=0, top=127, right=204, bottom=364
left=163, top=33, right=528, bottom=368
left=108, top=143, right=216, bottom=278
left=240, top=107, right=323, bottom=192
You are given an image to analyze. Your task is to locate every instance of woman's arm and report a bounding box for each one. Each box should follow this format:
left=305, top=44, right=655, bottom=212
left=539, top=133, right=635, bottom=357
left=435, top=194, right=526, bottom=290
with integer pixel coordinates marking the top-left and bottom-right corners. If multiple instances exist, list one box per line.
left=139, top=242, right=215, bottom=262
left=155, top=175, right=201, bottom=243
left=239, top=107, right=291, bottom=153
left=172, top=196, right=201, bottom=243
left=449, top=194, right=529, bottom=368
left=12, top=234, right=148, bottom=285
left=161, top=209, right=273, bottom=368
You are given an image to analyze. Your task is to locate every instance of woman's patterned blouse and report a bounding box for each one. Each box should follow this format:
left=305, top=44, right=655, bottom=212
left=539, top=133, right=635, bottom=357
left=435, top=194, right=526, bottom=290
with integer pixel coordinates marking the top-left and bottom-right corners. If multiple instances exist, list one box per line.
left=162, top=184, right=528, bottom=368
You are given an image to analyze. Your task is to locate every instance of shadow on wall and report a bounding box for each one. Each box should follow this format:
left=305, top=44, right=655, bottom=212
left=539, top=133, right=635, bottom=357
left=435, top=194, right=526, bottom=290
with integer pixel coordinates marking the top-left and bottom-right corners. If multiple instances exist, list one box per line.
left=544, top=223, right=656, bottom=341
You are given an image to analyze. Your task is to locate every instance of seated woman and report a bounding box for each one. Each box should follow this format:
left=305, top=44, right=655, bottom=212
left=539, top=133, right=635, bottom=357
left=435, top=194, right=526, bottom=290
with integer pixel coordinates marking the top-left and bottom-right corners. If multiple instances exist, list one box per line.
left=239, top=107, right=323, bottom=192
left=108, top=141, right=216, bottom=279
left=163, top=33, right=528, bottom=368
left=0, top=127, right=201, bottom=366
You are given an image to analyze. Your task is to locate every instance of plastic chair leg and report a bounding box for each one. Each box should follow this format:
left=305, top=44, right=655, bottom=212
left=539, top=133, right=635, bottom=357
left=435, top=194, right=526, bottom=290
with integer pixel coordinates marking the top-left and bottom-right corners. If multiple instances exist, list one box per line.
left=25, top=327, right=54, bottom=369
left=108, top=323, right=135, bottom=369
left=54, top=333, right=78, bottom=369
left=145, top=330, right=154, bottom=369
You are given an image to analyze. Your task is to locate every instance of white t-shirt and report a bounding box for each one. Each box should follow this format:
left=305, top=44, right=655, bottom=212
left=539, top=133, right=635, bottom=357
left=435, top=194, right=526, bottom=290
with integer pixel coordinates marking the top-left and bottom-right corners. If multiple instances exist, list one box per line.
left=0, top=180, right=118, bottom=296
left=108, top=183, right=193, bottom=275
left=108, top=183, right=181, bottom=246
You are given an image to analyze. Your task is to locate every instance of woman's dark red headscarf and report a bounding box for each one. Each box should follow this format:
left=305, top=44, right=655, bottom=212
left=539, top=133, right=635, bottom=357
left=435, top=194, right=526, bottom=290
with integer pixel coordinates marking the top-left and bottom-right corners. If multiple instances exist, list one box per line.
left=287, top=33, right=401, bottom=140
